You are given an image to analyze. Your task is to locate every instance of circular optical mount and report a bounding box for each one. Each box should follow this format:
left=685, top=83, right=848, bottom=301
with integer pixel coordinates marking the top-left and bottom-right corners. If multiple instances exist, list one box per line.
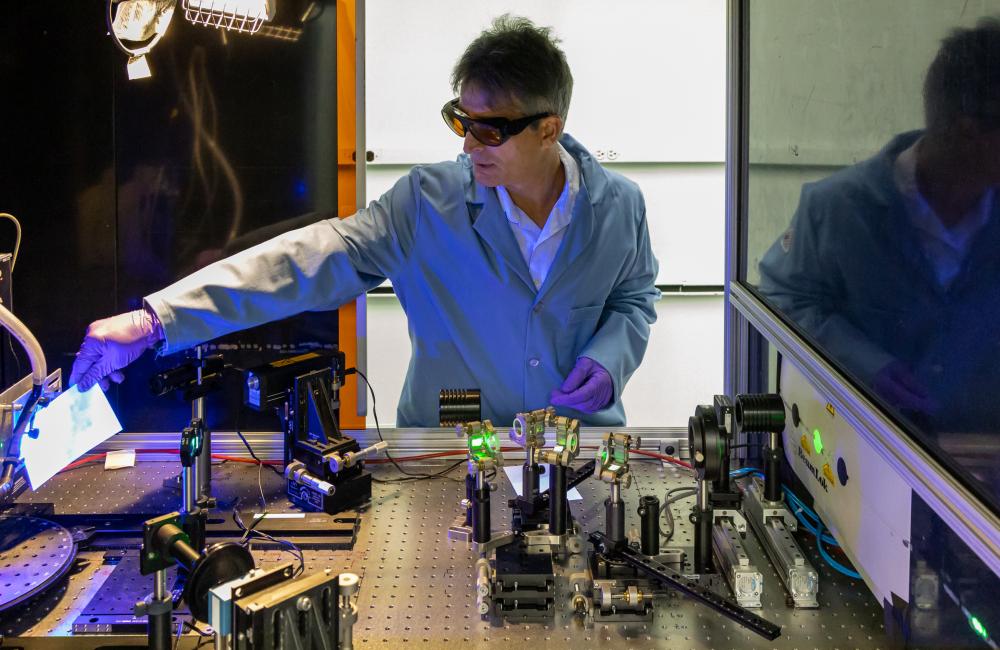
left=688, top=404, right=724, bottom=481
left=183, top=542, right=255, bottom=622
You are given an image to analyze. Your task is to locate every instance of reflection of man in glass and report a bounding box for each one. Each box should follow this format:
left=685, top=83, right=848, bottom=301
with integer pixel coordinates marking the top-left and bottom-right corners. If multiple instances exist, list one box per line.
left=759, top=19, right=1000, bottom=433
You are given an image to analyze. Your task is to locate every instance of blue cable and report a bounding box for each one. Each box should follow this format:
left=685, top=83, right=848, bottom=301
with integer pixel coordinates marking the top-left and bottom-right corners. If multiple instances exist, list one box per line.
left=816, top=522, right=862, bottom=579
left=784, top=489, right=838, bottom=545
left=781, top=485, right=861, bottom=578
left=732, top=467, right=860, bottom=578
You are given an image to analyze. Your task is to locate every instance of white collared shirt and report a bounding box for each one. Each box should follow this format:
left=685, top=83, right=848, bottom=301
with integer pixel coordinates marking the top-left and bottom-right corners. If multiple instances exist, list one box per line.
left=893, top=139, right=993, bottom=289
left=496, top=143, right=580, bottom=290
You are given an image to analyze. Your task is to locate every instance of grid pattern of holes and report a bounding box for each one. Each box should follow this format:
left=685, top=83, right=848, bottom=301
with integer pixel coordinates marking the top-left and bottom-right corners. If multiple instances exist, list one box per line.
left=3, top=459, right=888, bottom=648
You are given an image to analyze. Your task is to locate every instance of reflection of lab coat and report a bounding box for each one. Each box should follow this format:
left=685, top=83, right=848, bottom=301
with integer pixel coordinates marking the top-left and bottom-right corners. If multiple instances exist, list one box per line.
left=759, top=131, right=1000, bottom=432
left=146, top=134, right=660, bottom=427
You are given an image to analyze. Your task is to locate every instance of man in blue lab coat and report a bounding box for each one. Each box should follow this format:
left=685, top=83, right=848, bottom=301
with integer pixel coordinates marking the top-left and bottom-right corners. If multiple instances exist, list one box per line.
left=758, top=19, right=1000, bottom=433
left=69, top=15, right=660, bottom=428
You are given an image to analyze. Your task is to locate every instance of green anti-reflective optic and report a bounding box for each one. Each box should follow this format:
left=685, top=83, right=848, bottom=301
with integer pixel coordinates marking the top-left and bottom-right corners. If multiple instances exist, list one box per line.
left=812, top=429, right=824, bottom=455
left=970, top=615, right=988, bottom=640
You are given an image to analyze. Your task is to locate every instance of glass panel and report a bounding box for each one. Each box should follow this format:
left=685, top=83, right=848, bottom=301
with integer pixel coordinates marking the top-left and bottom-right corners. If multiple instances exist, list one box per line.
left=745, top=0, right=1000, bottom=510
left=909, top=493, right=1000, bottom=648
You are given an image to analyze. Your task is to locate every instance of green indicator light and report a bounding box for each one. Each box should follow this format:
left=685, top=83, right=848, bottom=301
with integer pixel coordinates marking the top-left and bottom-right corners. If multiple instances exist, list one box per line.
left=812, top=429, right=824, bottom=455
left=970, top=615, right=988, bottom=640
left=601, top=449, right=608, bottom=464
left=470, top=436, right=483, bottom=448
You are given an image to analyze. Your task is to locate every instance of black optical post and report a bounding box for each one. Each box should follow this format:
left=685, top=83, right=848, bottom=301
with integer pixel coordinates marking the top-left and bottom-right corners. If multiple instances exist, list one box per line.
left=688, top=404, right=723, bottom=575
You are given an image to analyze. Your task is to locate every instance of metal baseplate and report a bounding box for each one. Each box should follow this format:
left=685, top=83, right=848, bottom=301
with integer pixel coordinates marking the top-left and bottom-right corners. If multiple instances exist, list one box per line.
left=713, top=518, right=763, bottom=609
left=742, top=479, right=819, bottom=608
left=447, top=513, right=473, bottom=542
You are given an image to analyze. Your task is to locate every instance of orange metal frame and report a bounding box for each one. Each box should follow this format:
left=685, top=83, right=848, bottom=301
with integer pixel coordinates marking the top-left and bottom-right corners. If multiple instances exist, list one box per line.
left=336, top=0, right=366, bottom=430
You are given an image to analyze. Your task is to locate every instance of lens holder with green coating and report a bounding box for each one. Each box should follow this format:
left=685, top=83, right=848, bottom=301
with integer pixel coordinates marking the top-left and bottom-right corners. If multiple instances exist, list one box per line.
left=594, top=432, right=635, bottom=485
left=456, top=420, right=503, bottom=473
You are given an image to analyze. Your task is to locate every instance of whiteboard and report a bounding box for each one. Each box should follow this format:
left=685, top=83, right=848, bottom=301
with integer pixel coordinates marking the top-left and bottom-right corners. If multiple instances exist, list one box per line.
left=748, top=0, right=1000, bottom=166
left=366, top=163, right=725, bottom=286
left=365, top=0, right=726, bottom=164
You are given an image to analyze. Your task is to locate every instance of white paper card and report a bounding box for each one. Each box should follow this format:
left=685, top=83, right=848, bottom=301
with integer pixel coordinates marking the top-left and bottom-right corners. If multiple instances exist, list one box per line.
left=104, top=449, right=136, bottom=470
left=503, top=465, right=583, bottom=501
left=20, top=385, right=123, bottom=490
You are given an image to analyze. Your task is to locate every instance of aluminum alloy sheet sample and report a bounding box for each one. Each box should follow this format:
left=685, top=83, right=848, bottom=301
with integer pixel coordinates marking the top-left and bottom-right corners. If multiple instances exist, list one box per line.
left=20, top=385, right=122, bottom=490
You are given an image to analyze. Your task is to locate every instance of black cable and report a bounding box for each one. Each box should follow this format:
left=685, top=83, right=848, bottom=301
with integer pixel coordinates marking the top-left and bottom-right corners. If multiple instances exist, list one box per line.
left=349, top=367, right=464, bottom=483
left=232, top=507, right=305, bottom=577
left=372, top=458, right=466, bottom=484
left=234, top=408, right=282, bottom=477
left=235, top=429, right=282, bottom=477
left=229, top=422, right=304, bottom=577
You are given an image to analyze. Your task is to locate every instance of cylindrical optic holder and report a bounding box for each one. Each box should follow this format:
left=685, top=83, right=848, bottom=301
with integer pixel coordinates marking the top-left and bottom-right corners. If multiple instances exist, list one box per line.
left=473, top=472, right=491, bottom=544
left=638, top=495, right=660, bottom=556
left=606, top=482, right=626, bottom=545
left=549, top=463, right=567, bottom=536
left=439, top=389, right=482, bottom=427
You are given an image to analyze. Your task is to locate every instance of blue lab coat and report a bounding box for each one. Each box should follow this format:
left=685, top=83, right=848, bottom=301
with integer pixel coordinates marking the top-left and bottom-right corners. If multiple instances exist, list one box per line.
left=146, top=134, right=660, bottom=427
left=758, top=131, right=1000, bottom=433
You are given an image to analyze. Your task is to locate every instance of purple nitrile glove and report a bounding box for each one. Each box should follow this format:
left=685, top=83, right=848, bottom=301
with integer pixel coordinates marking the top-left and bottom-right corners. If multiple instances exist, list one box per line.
left=549, top=356, right=613, bottom=413
left=871, top=360, right=938, bottom=416
left=69, top=308, right=164, bottom=392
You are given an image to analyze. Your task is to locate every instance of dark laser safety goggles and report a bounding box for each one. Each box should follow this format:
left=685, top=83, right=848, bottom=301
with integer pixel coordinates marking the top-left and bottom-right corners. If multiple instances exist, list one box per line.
left=441, top=98, right=554, bottom=147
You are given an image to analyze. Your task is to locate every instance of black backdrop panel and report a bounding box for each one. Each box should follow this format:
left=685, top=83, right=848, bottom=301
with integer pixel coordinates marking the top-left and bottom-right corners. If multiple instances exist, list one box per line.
left=0, top=1, right=339, bottom=433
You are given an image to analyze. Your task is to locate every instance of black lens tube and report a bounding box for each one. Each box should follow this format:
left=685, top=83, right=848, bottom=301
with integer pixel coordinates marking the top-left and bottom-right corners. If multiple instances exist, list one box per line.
left=734, top=394, right=786, bottom=434
left=549, top=464, right=567, bottom=536
left=524, top=460, right=541, bottom=501
left=638, top=495, right=660, bottom=556
left=606, top=483, right=626, bottom=544
left=694, top=481, right=713, bottom=574
left=473, top=482, right=491, bottom=544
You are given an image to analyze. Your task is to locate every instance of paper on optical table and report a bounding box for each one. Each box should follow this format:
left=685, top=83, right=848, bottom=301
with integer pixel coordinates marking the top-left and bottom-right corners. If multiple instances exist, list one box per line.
left=20, top=384, right=123, bottom=490
left=503, top=465, right=582, bottom=501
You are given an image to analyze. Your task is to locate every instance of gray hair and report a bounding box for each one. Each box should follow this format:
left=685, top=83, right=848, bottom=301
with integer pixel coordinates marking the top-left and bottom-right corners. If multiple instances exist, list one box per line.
left=450, top=14, right=573, bottom=127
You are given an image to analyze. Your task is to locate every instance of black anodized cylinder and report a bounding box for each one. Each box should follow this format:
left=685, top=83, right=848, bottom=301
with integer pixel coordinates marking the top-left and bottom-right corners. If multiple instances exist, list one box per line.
left=473, top=485, right=491, bottom=543
left=638, top=495, right=660, bottom=556
left=606, top=497, right=626, bottom=544
left=694, top=507, right=713, bottom=574
left=764, top=446, right=782, bottom=502
left=549, top=464, right=567, bottom=535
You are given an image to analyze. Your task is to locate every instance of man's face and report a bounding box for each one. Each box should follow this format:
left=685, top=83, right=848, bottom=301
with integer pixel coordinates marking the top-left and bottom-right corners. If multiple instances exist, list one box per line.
left=458, top=85, right=557, bottom=188
left=976, top=125, right=1000, bottom=186
left=943, top=115, right=1000, bottom=186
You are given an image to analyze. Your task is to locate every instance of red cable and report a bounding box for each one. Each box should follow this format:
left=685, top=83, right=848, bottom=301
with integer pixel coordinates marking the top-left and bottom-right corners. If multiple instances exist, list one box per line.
left=57, top=445, right=693, bottom=472
left=631, top=448, right=694, bottom=470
